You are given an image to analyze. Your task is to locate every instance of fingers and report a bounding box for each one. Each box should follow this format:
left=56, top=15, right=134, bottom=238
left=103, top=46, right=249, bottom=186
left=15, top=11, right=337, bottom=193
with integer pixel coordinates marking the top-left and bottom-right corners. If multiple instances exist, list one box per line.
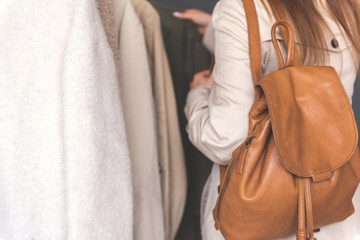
left=197, top=26, right=207, bottom=35
left=173, top=9, right=211, bottom=26
left=173, top=10, right=195, bottom=21
left=173, top=9, right=212, bottom=35
left=197, top=69, right=211, bottom=77
left=190, top=70, right=214, bottom=90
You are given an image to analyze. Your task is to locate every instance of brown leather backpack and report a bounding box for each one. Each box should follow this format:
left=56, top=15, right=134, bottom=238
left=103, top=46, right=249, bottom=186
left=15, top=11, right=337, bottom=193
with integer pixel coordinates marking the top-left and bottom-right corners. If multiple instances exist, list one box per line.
left=212, top=0, right=360, bottom=239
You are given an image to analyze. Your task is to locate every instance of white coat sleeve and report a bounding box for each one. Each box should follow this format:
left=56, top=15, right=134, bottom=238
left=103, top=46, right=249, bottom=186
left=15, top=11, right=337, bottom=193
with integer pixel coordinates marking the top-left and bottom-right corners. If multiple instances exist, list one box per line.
left=185, top=0, right=256, bottom=166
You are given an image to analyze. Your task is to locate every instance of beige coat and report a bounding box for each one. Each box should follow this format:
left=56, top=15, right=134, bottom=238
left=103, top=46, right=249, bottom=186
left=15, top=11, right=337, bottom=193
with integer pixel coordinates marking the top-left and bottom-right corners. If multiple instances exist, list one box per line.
left=112, top=0, right=165, bottom=239
left=131, top=0, right=187, bottom=239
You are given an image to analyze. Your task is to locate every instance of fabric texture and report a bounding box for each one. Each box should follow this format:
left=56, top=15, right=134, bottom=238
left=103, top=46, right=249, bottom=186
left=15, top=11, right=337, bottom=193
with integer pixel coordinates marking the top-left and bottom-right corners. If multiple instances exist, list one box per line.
left=96, top=0, right=119, bottom=71
left=113, top=0, right=163, bottom=240
left=150, top=2, right=213, bottom=240
left=184, top=0, right=360, bottom=239
left=0, top=0, right=133, bottom=239
left=130, top=1, right=187, bottom=239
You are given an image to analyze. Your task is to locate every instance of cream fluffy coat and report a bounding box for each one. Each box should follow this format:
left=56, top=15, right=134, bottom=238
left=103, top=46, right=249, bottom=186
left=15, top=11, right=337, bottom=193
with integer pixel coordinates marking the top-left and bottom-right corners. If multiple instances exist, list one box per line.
left=0, top=0, right=133, bottom=239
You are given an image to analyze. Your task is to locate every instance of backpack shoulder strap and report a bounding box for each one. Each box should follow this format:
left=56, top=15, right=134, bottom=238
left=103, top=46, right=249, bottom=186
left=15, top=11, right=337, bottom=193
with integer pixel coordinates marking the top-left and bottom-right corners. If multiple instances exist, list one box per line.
left=243, top=0, right=262, bottom=85
left=211, top=0, right=302, bottom=83
left=267, top=0, right=303, bottom=65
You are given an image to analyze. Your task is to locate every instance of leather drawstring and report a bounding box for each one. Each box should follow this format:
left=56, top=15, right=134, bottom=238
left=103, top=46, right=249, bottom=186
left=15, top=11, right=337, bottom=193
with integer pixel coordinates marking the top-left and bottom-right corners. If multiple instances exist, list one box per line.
left=297, top=178, right=316, bottom=240
left=297, top=178, right=307, bottom=240
left=305, top=178, right=316, bottom=240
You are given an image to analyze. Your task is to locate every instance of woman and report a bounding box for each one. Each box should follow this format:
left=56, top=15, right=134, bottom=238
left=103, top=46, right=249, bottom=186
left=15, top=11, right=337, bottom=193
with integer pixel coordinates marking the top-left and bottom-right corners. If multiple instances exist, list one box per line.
left=184, top=0, right=360, bottom=239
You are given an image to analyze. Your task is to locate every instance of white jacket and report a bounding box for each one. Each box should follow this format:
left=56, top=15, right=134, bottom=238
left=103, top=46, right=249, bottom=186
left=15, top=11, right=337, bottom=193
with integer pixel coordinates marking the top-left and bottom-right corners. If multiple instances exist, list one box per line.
left=185, top=0, right=360, bottom=239
left=0, top=0, right=133, bottom=239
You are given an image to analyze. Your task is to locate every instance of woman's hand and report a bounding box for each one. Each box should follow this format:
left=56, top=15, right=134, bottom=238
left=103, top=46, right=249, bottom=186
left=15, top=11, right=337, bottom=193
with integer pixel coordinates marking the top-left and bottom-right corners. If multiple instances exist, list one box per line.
left=173, top=9, right=212, bottom=35
left=190, top=70, right=214, bottom=90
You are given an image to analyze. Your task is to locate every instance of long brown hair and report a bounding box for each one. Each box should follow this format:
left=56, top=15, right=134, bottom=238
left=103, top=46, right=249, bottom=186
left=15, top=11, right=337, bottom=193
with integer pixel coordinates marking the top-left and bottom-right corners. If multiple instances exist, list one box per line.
left=262, top=0, right=360, bottom=68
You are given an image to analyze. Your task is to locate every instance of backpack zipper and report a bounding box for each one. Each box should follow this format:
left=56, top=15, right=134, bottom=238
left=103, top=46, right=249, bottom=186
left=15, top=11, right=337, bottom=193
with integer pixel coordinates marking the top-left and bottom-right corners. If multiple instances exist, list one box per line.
left=216, top=136, right=256, bottom=228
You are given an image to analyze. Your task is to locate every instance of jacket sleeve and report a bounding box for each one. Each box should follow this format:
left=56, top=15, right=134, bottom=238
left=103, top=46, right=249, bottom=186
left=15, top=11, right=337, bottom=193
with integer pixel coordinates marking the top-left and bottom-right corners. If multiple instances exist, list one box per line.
left=202, top=23, right=215, bottom=54
left=185, top=0, right=256, bottom=166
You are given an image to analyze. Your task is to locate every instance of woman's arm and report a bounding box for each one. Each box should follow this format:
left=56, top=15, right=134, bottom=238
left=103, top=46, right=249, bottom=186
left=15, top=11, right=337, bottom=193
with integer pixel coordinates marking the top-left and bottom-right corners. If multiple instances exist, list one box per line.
left=185, top=0, right=256, bottom=165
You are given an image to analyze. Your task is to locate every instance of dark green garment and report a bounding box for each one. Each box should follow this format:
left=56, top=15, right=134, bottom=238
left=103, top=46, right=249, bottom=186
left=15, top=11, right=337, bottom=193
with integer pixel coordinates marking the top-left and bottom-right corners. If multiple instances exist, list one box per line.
left=354, top=76, right=360, bottom=147
left=150, top=2, right=213, bottom=240
left=155, top=0, right=217, bottom=13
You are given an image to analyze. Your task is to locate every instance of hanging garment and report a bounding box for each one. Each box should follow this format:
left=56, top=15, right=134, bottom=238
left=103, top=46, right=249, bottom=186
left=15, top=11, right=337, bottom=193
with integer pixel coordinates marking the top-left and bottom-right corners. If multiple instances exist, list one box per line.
left=130, top=0, right=187, bottom=239
left=150, top=2, right=213, bottom=240
left=113, top=0, right=164, bottom=240
left=185, top=0, right=360, bottom=239
left=0, top=0, right=133, bottom=239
